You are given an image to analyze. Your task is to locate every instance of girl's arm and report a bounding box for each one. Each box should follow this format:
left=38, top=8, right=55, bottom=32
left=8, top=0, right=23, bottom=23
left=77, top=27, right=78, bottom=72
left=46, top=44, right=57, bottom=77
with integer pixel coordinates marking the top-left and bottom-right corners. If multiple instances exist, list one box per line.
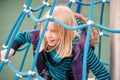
left=0, top=30, right=32, bottom=61
left=87, top=47, right=110, bottom=79
left=11, top=31, right=32, bottom=51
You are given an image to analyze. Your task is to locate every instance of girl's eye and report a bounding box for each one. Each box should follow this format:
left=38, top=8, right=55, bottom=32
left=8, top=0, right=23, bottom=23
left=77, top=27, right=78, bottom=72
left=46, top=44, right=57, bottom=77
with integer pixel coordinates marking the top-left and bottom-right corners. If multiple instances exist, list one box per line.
left=51, top=30, right=56, bottom=33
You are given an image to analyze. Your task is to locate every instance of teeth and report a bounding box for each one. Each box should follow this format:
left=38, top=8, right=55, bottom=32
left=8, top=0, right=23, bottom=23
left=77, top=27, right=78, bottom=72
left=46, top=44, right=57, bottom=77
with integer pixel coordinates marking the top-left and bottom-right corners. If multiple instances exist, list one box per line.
left=49, top=40, right=53, bottom=43
left=50, top=40, right=54, bottom=42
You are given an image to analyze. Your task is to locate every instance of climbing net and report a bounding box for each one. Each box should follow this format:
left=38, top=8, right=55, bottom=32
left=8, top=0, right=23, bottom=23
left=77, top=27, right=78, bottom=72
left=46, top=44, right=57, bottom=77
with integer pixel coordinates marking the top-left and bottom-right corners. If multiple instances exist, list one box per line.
left=0, top=0, right=120, bottom=80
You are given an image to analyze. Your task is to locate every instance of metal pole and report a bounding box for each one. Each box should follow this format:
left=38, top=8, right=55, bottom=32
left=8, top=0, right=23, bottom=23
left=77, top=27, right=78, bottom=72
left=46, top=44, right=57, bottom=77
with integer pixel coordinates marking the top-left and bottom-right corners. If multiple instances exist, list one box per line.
left=110, top=0, right=120, bottom=80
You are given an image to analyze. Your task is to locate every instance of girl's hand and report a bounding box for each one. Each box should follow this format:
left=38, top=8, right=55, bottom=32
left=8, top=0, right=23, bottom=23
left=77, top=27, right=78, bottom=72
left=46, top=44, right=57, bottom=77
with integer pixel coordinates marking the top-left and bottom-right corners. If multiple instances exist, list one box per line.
left=0, top=48, right=15, bottom=61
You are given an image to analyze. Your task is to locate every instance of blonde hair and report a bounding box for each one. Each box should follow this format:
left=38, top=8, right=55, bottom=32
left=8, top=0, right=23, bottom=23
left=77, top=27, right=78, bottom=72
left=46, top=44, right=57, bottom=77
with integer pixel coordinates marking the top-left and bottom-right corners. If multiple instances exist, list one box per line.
left=74, top=13, right=99, bottom=46
left=39, top=5, right=77, bottom=58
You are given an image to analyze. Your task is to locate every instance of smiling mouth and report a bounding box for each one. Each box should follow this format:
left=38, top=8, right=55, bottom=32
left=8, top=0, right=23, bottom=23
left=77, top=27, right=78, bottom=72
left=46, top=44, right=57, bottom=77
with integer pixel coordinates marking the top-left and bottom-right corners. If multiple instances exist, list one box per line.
left=48, top=40, right=54, bottom=43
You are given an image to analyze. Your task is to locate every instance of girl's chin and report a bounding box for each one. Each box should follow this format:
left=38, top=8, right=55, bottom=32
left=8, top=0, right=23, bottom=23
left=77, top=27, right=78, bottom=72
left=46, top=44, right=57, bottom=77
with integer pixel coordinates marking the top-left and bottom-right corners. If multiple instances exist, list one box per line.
left=47, top=45, right=56, bottom=50
left=48, top=43, right=56, bottom=47
left=48, top=44, right=55, bottom=47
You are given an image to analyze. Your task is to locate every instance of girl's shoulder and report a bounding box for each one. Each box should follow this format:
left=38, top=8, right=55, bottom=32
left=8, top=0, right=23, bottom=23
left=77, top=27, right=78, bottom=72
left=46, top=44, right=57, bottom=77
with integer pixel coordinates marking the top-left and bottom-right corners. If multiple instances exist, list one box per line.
left=30, top=29, right=40, bottom=36
left=73, top=32, right=86, bottom=48
left=30, top=29, right=40, bottom=45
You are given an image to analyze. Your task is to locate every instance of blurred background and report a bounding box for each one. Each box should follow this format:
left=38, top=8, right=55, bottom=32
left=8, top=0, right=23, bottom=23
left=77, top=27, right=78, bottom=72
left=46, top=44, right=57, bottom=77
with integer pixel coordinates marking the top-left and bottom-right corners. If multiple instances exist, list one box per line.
left=0, top=0, right=110, bottom=80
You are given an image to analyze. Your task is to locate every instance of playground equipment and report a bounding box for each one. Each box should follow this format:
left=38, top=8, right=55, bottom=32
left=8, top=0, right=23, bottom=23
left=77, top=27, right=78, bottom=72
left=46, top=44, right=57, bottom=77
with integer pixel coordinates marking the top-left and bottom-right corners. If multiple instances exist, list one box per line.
left=0, top=0, right=120, bottom=80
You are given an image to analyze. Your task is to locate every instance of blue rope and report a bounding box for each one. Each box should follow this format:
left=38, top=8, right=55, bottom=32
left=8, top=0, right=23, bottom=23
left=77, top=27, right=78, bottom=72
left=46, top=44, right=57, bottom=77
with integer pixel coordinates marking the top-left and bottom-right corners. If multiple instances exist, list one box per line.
left=75, top=0, right=82, bottom=13
left=98, top=2, right=105, bottom=60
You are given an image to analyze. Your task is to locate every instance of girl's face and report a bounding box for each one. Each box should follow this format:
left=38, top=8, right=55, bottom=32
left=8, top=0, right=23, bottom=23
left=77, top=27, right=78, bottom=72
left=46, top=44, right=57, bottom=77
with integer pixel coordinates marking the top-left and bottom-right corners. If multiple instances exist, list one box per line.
left=45, top=22, right=59, bottom=47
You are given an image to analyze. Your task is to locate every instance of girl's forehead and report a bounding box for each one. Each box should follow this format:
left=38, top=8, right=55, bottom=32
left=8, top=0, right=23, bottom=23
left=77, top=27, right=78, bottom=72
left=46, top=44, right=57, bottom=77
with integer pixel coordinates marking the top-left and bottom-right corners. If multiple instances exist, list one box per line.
left=48, top=22, right=55, bottom=29
left=48, top=22, right=54, bottom=26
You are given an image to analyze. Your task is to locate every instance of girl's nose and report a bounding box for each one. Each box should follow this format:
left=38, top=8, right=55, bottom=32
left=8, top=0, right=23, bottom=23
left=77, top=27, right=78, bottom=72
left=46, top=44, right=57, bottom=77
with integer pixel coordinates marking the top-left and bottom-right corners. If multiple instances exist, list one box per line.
left=45, top=31, right=52, bottom=38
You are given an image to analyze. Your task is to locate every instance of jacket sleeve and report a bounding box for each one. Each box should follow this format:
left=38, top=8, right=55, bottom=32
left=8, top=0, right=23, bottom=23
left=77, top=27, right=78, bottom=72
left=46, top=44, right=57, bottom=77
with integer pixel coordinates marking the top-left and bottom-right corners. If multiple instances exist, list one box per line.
left=11, top=30, right=33, bottom=51
left=87, top=47, right=110, bottom=79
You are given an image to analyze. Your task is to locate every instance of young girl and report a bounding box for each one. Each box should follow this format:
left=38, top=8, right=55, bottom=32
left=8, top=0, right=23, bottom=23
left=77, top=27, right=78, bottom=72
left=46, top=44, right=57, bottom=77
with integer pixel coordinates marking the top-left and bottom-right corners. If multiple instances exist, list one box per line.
left=0, top=5, right=109, bottom=80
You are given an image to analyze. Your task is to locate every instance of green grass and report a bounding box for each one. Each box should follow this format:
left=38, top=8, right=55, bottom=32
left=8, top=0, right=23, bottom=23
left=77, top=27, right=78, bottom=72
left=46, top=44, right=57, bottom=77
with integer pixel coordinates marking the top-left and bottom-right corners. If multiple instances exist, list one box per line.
left=0, top=0, right=110, bottom=80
